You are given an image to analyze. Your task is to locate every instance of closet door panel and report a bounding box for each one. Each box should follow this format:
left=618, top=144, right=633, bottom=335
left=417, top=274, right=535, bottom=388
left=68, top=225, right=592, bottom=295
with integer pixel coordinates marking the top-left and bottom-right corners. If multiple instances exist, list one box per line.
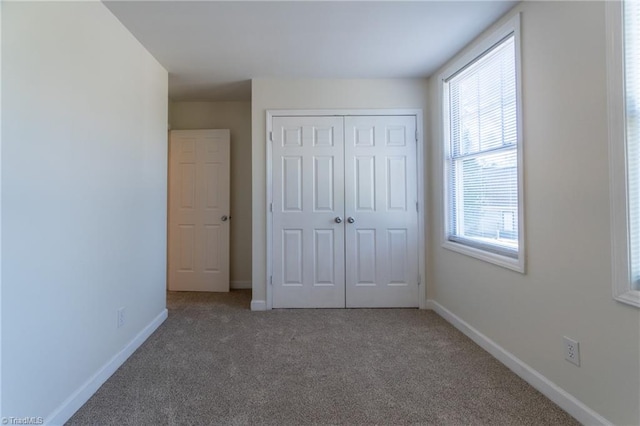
left=344, top=116, right=419, bottom=308
left=272, top=117, right=345, bottom=308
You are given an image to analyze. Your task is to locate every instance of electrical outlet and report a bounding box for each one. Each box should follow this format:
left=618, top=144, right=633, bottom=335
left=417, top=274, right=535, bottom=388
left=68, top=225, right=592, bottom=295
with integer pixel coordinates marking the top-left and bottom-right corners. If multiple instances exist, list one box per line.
left=117, top=307, right=126, bottom=329
left=563, top=336, right=580, bottom=366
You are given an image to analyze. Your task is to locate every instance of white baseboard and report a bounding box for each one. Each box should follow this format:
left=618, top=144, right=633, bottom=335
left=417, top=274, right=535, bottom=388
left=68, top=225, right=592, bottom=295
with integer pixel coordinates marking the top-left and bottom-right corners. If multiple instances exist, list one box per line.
left=425, top=300, right=611, bottom=426
left=250, top=300, right=267, bottom=311
left=231, top=280, right=251, bottom=290
left=46, top=309, right=168, bottom=426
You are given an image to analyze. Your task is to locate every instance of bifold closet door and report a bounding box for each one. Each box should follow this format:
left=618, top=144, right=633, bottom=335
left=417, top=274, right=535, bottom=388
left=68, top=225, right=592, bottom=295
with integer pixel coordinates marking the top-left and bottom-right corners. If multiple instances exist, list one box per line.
left=344, top=116, right=419, bottom=307
left=271, top=117, right=346, bottom=308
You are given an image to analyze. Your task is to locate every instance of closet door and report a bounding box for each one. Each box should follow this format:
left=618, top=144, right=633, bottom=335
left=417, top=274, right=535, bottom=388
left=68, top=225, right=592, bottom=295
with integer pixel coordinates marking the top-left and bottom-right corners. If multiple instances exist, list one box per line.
left=344, top=116, right=419, bottom=307
left=271, top=117, right=345, bottom=308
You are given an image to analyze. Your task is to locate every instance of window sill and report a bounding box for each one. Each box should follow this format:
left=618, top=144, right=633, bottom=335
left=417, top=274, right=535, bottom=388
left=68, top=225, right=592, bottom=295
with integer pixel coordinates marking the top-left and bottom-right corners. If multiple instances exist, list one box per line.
left=442, top=240, right=525, bottom=273
left=614, top=289, right=640, bottom=308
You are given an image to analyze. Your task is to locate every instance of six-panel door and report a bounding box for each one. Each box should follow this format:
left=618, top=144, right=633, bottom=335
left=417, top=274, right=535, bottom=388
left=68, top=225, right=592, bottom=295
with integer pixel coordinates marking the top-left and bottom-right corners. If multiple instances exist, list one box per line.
left=344, top=116, right=419, bottom=307
left=272, top=117, right=346, bottom=308
left=168, top=130, right=230, bottom=292
left=271, top=115, right=419, bottom=308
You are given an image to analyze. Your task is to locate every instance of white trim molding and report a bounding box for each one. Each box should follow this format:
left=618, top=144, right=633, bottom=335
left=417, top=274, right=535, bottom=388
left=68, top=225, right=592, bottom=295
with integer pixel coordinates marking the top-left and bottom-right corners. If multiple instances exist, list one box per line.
left=46, top=309, right=168, bottom=425
left=426, top=300, right=612, bottom=426
left=606, top=0, right=640, bottom=308
left=250, top=300, right=267, bottom=311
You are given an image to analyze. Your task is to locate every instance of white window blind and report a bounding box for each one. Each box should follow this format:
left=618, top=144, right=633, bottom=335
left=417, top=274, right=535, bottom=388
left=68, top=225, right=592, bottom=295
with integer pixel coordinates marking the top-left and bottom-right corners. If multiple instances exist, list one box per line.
left=625, top=0, right=640, bottom=290
left=445, top=34, right=519, bottom=258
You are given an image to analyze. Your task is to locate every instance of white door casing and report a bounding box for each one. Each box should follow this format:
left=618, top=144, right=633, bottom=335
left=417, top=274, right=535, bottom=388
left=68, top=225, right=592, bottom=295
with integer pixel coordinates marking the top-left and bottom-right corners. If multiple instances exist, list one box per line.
left=269, top=113, right=421, bottom=308
left=344, top=116, right=419, bottom=307
left=168, top=129, right=230, bottom=292
left=271, top=117, right=346, bottom=308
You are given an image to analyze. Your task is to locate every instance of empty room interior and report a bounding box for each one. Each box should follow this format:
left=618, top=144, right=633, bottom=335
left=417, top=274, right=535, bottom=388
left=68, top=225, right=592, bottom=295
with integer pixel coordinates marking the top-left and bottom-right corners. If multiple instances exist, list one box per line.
left=2, top=1, right=640, bottom=425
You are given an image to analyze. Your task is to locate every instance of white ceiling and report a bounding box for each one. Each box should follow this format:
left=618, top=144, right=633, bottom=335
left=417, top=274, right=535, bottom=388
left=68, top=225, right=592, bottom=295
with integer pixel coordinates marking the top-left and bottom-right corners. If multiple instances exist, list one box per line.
left=104, top=1, right=518, bottom=101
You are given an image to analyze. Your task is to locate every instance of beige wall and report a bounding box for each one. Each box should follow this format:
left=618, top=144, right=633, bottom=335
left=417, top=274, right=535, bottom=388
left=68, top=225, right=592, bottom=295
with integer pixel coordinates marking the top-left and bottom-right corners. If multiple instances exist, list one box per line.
left=2, top=1, right=168, bottom=421
left=251, top=78, right=429, bottom=305
left=427, top=2, right=640, bottom=425
left=169, top=101, right=252, bottom=286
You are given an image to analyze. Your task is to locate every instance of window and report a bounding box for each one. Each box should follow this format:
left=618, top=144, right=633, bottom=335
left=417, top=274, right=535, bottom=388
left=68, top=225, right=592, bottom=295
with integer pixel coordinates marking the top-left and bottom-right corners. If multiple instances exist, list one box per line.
left=441, top=15, right=523, bottom=272
left=627, top=0, right=640, bottom=292
left=608, top=0, right=640, bottom=307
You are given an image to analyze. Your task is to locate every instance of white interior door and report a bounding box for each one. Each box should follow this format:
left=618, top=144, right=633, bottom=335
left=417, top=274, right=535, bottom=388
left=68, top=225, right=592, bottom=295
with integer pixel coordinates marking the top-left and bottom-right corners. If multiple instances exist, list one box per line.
left=270, top=114, right=419, bottom=308
left=271, top=117, right=345, bottom=308
left=344, top=116, right=419, bottom=307
left=168, top=129, right=230, bottom=292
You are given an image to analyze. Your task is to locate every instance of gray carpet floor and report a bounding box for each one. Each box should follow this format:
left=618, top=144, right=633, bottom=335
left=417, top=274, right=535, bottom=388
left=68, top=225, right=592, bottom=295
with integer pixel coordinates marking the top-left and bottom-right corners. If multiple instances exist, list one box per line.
left=67, top=290, right=578, bottom=425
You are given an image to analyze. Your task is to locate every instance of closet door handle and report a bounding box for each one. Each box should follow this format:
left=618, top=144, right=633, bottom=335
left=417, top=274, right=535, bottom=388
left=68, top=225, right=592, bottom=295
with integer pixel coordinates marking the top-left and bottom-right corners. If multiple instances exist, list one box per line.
left=334, top=217, right=343, bottom=224
left=347, top=217, right=355, bottom=224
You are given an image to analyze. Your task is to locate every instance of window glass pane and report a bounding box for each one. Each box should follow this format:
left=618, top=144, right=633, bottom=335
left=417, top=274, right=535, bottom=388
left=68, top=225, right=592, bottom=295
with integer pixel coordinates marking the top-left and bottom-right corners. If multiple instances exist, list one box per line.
left=625, top=0, right=640, bottom=289
left=451, top=150, right=518, bottom=250
left=449, top=36, right=517, bottom=157
left=447, top=34, right=519, bottom=254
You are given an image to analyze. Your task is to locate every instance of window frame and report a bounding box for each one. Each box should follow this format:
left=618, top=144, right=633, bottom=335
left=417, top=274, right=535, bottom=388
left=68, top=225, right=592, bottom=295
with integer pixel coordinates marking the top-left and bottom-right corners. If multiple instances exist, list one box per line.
left=439, top=14, right=525, bottom=273
left=607, top=1, right=640, bottom=308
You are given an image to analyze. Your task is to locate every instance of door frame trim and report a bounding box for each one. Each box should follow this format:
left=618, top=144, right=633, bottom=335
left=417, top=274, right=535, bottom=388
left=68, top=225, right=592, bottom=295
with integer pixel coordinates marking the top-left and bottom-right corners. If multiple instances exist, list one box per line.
left=265, top=109, right=426, bottom=310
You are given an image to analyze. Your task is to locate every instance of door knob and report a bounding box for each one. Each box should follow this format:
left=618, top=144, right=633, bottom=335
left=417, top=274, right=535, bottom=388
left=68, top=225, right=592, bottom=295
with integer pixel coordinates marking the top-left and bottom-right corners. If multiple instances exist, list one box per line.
left=334, top=217, right=343, bottom=223
left=347, top=217, right=355, bottom=224
left=221, top=215, right=228, bottom=222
